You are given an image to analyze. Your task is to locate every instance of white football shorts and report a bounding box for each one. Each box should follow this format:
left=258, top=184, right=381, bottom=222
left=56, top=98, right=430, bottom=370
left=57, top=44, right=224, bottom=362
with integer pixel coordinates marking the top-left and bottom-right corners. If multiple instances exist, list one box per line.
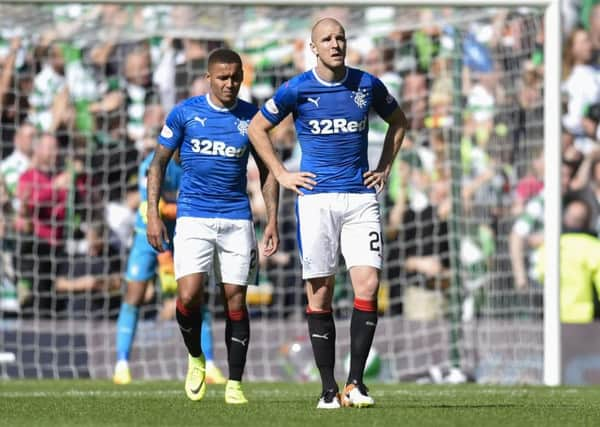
left=296, top=193, right=383, bottom=279
left=173, top=217, right=258, bottom=286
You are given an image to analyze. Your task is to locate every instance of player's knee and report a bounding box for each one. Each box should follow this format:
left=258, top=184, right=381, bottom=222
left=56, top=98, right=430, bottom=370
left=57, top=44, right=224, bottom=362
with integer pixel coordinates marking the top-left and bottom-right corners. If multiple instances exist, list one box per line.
left=306, top=290, right=333, bottom=311
left=177, top=289, right=203, bottom=309
left=306, top=277, right=335, bottom=308
left=223, top=284, right=246, bottom=311
left=353, top=277, right=379, bottom=300
left=225, top=295, right=246, bottom=312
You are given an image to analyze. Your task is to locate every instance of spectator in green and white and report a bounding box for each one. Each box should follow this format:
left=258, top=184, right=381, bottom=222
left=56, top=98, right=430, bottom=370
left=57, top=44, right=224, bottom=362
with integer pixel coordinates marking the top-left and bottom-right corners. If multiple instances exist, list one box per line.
left=562, top=28, right=600, bottom=152
left=28, top=43, right=66, bottom=132
left=0, top=122, right=35, bottom=213
left=0, top=35, right=33, bottom=153
left=364, top=45, right=402, bottom=169
left=425, top=56, right=454, bottom=129
left=92, top=46, right=158, bottom=203
left=387, top=148, right=432, bottom=240
left=152, top=37, right=214, bottom=111
left=386, top=146, right=450, bottom=317
left=510, top=161, right=575, bottom=291
left=62, top=44, right=99, bottom=135
left=402, top=70, right=428, bottom=130
left=465, top=71, right=504, bottom=144
left=88, top=43, right=158, bottom=142
left=459, top=114, right=496, bottom=213
left=122, top=48, right=159, bottom=142
left=510, top=194, right=543, bottom=292
left=411, top=8, right=442, bottom=74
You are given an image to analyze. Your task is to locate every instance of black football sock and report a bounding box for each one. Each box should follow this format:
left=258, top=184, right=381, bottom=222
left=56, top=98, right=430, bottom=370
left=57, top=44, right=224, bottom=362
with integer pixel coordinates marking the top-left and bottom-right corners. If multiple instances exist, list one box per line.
left=347, top=298, right=378, bottom=386
left=226, top=309, right=250, bottom=381
left=176, top=299, right=203, bottom=358
left=307, top=309, right=337, bottom=393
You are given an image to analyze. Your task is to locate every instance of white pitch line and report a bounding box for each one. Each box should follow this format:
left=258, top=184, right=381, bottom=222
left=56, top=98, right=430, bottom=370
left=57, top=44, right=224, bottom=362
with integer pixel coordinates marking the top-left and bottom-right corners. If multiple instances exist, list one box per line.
left=1, top=388, right=307, bottom=399
left=0, top=390, right=186, bottom=398
left=0, top=387, right=583, bottom=399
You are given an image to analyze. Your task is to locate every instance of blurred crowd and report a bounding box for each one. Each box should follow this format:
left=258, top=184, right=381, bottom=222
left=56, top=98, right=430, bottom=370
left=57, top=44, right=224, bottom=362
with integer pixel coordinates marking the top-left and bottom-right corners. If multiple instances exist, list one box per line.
left=0, top=4, right=575, bottom=324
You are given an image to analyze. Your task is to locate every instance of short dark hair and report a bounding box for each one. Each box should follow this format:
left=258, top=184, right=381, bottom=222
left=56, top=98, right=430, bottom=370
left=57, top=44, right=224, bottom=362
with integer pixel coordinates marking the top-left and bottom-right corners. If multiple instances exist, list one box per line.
left=207, top=48, right=242, bottom=68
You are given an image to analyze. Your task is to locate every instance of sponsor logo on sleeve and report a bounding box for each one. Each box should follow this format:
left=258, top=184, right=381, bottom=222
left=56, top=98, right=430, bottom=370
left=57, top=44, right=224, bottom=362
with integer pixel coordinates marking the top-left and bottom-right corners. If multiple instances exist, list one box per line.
left=386, top=94, right=395, bottom=104
left=160, top=125, right=173, bottom=138
left=265, top=98, right=279, bottom=115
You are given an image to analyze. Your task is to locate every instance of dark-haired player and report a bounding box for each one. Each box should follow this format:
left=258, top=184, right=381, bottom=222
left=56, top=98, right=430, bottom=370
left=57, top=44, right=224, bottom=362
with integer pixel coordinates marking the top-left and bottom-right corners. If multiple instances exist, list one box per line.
left=147, top=48, right=279, bottom=404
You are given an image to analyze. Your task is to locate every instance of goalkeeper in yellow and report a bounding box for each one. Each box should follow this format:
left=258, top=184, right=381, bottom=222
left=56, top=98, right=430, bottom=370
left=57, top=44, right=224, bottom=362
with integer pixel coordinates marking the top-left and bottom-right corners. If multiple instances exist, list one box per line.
left=113, top=150, right=225, bottom=385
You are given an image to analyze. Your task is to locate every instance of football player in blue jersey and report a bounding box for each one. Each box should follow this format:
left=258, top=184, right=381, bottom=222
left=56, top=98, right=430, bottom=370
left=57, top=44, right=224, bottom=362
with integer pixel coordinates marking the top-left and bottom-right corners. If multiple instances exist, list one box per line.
left=113, top=149, right=226, bottom=386
left=248, top=18, right=408, bottom=409
left=146, top=48, right=279, bottom=404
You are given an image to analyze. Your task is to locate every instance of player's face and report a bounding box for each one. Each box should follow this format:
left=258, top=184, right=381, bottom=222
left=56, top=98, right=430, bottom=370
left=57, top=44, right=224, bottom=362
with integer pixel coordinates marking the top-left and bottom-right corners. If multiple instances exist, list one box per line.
left=206, top=62, right=243, bottom=108
left=311, top=22, right=346, bottom=69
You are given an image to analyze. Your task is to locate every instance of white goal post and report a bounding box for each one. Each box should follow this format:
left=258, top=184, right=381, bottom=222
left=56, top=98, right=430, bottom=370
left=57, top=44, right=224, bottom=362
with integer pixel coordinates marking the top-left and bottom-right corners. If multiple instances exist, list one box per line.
left=0, top=0, right=560, bottom=385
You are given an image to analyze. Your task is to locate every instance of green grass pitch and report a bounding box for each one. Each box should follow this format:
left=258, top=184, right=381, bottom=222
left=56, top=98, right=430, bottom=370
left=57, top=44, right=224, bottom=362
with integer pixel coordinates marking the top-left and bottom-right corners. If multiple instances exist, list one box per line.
left=2, top=380, right=600, bottom=426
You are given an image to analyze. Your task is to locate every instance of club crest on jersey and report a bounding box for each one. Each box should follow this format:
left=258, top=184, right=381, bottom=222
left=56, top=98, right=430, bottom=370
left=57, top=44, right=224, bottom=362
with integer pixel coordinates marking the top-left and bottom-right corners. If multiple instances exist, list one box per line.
left=236, top=119, right=250, bottom=136
left=265, top=98, right=279, bottom=115
left=160, top=125, right=173, bottom=138
left=352, top=89, right=368, bottom=109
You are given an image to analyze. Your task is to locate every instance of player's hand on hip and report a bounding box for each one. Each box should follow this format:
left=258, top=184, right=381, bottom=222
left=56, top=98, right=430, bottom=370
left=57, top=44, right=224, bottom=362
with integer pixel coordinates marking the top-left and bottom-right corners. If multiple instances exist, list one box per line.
left=262, top=221, right=280, bottom=257
left=277, top=171, right=317, bottom=196
left=363, top=170, right=387, bottom=194
left=146, top=215, right=169, bottom=252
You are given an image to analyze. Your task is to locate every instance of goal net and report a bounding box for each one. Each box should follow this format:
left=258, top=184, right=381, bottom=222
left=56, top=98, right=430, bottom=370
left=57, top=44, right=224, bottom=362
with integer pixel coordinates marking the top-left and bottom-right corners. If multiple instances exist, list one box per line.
left=0, top=3, right=548, bottom=384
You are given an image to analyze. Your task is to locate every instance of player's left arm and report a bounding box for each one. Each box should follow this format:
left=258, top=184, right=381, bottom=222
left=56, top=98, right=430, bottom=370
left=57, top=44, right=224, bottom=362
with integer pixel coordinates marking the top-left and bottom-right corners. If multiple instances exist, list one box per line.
left=251, top=145, right=280, bottom=257
left=364, top=107, right=409, bottom=193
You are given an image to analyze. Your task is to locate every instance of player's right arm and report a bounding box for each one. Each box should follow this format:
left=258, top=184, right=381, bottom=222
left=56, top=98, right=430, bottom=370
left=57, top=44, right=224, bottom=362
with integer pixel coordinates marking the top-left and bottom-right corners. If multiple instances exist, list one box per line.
left=147, top=105, right=185, bottom=251
left=248, top=112, right=314, bottom=196
left=147, top=143, right=175, bottom=252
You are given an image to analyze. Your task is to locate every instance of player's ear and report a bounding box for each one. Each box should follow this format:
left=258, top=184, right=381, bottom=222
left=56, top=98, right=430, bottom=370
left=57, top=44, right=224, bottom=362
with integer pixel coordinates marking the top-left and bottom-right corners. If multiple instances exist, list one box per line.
left=310, top=42, right=318, bottom=57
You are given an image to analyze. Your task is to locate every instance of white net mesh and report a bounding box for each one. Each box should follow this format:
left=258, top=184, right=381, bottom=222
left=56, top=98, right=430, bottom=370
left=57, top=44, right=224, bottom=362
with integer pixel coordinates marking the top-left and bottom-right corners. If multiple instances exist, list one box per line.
left=0, top=4, right=545, bottom=384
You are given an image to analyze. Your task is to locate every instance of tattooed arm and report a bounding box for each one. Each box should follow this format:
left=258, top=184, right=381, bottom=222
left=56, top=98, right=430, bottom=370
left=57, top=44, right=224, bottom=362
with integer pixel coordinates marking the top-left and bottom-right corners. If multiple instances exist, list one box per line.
left=146, top=144, right=175, bottom=252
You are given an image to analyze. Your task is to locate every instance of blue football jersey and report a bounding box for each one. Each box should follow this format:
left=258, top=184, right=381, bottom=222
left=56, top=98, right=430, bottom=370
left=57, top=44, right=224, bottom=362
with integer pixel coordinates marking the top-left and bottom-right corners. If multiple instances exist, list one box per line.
left=134, top=151, right=182, bottom=233
left=158, top=94, right=258, bottom=220
left=261, top=67, right=398, bottom=194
